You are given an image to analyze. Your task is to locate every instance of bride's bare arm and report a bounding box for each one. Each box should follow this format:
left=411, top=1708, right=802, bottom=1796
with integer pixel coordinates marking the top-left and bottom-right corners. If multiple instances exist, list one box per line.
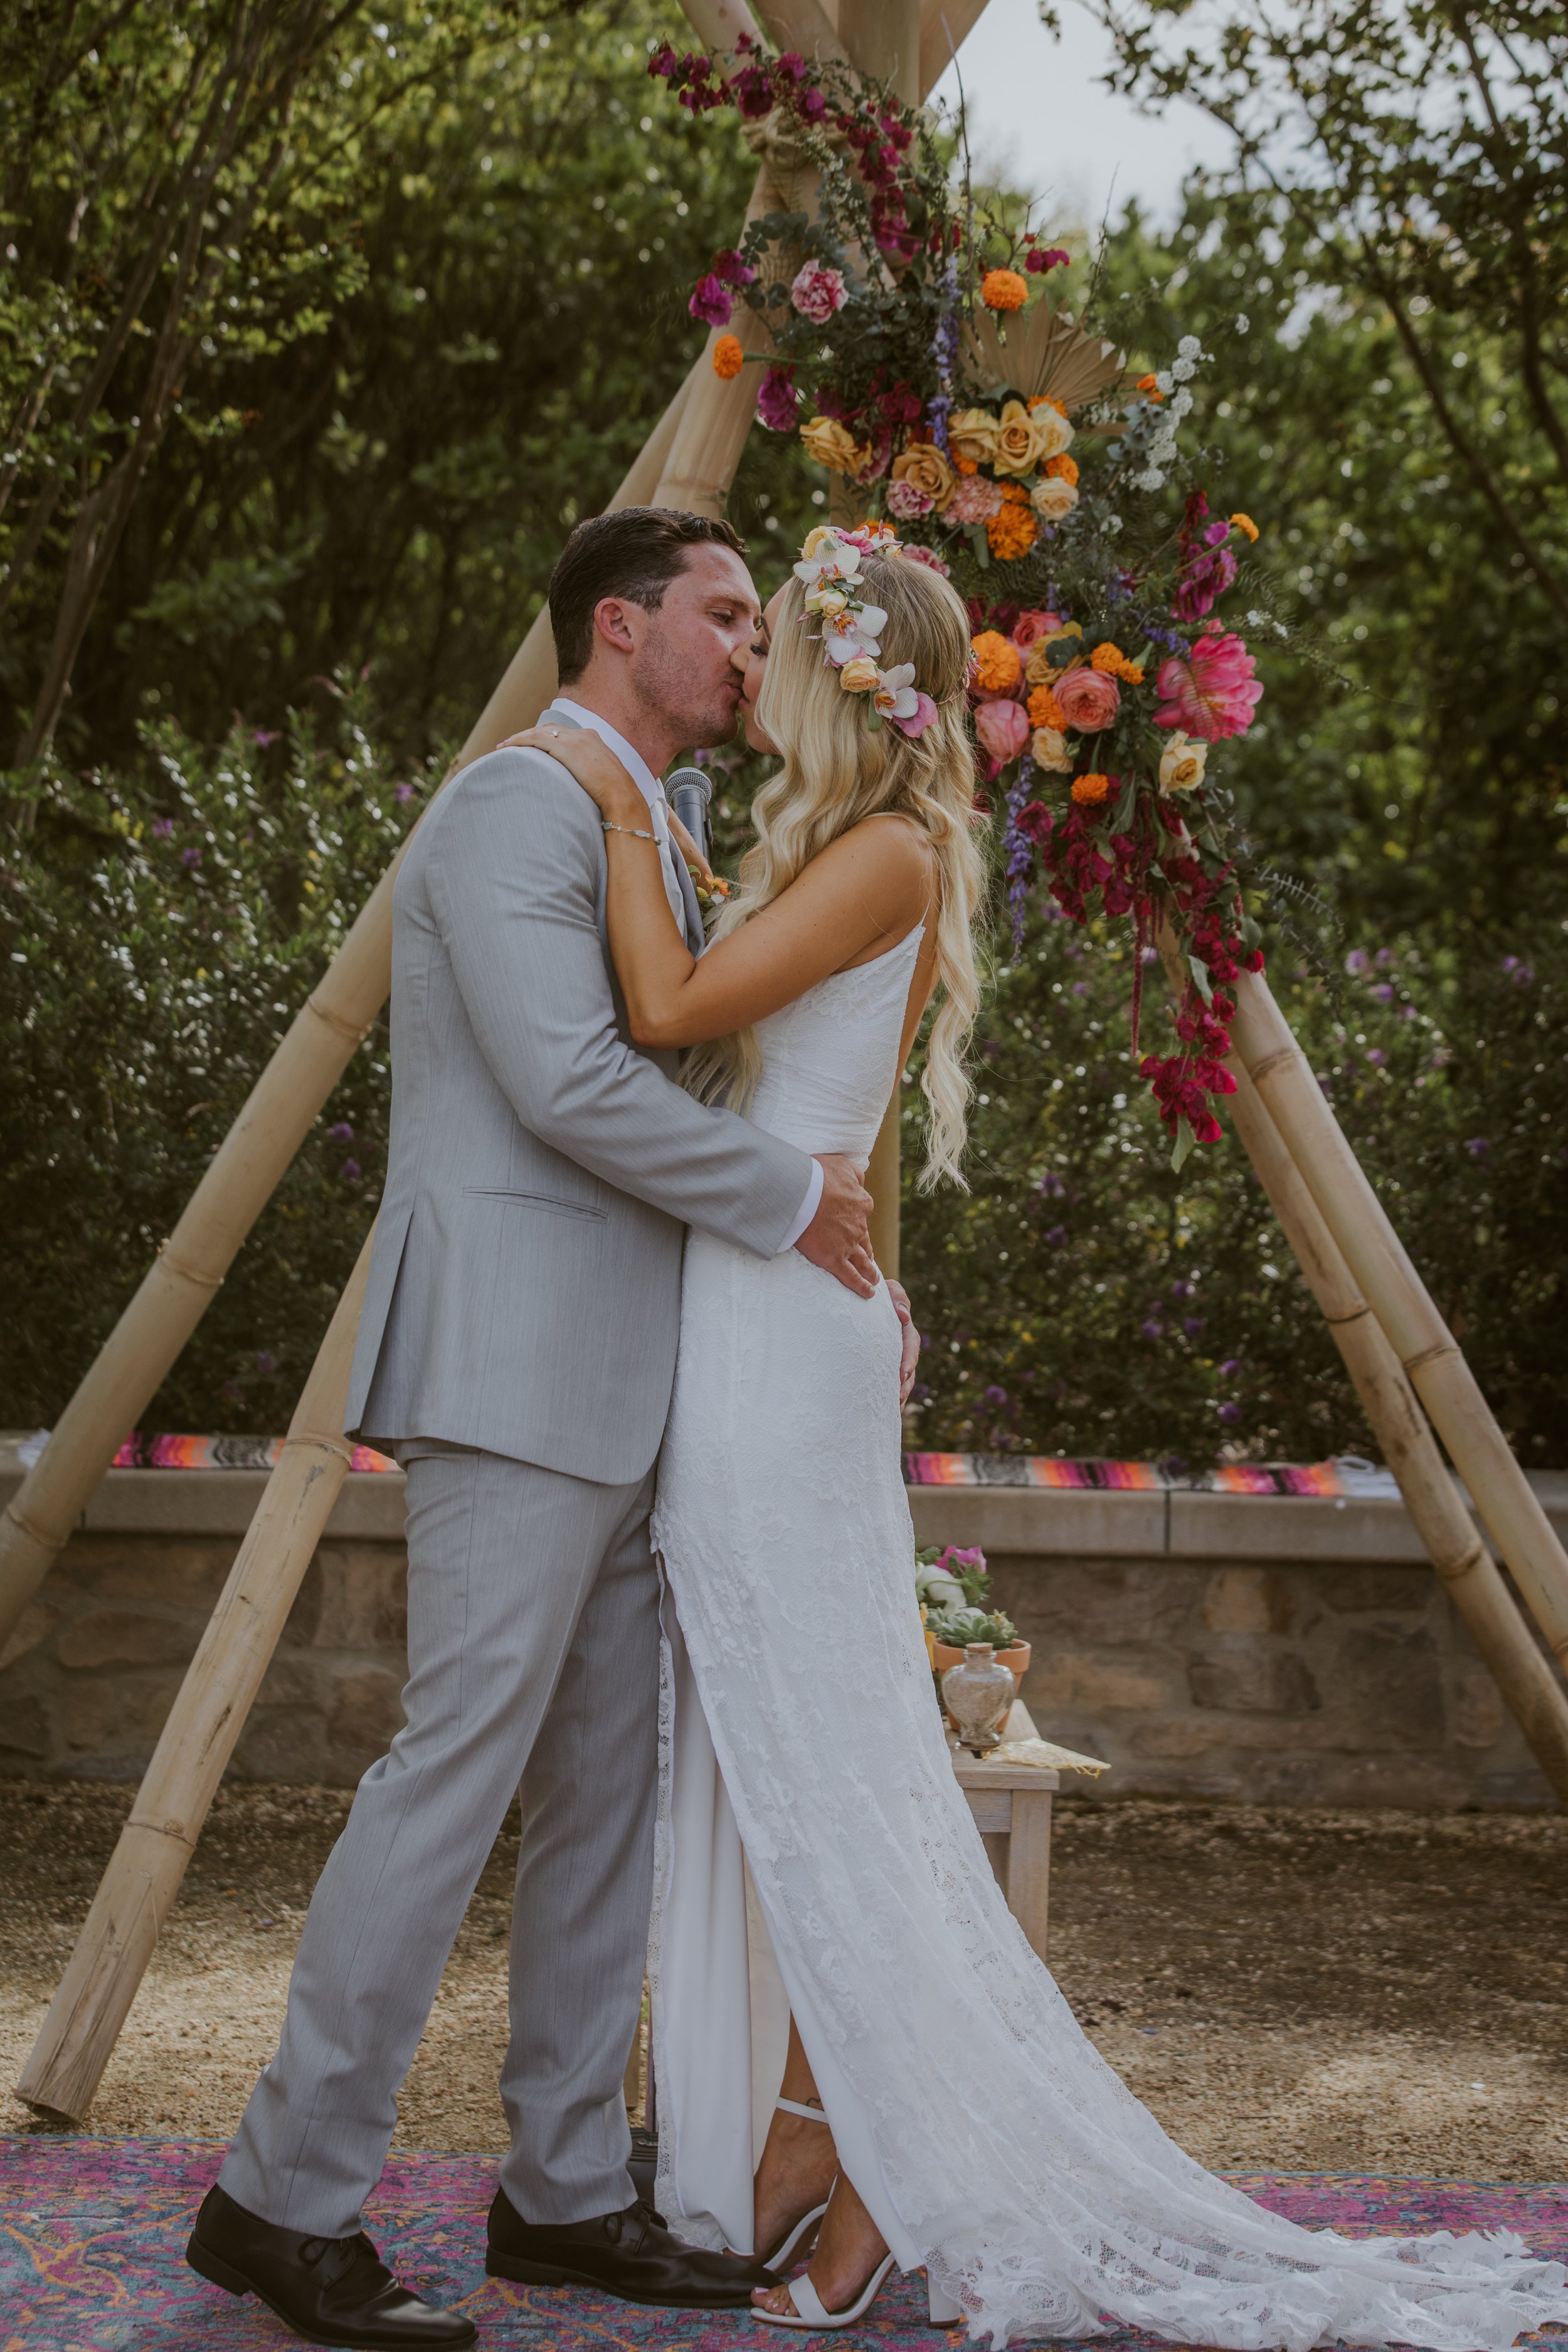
left=504, top=724, right=933, bottom=1051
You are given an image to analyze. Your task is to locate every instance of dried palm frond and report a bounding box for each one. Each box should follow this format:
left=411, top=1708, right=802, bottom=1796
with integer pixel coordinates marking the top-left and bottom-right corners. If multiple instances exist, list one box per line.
left=964, top=301, right=1126, bottom=413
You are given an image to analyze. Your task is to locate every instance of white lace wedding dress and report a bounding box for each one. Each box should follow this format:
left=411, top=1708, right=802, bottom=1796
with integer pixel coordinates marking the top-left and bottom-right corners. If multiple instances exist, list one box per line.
left=648, top=921, right=1567, bottom=2350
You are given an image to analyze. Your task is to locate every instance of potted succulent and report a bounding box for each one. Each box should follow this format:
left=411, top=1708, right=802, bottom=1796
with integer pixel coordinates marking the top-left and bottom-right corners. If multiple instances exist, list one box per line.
left=927, top=1604, right=1031, bottom=1687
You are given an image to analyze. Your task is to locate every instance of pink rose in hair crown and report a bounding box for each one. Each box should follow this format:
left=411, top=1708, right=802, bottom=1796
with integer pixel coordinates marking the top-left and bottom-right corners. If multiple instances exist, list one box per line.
left=973, top=697, right=1030, bottom=763
left=1053, top=666, right=1121, bottom=733
left=1154, top=633, right=1263, bottom=741
left=790, top=261, right=848, bottom=323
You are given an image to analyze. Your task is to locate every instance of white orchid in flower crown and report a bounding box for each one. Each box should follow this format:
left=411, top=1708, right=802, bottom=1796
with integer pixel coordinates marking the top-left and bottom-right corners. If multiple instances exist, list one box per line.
left=793, top=522, right=938, bottom=737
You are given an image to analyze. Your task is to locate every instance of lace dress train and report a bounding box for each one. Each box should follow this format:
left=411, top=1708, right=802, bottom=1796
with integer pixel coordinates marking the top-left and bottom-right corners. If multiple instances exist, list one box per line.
left=647, top=929, right=1568, bottom=2349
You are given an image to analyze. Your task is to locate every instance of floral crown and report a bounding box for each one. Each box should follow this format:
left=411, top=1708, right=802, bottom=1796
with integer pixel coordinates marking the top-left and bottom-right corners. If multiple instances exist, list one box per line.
left=792, top=522, right=940, bottom=739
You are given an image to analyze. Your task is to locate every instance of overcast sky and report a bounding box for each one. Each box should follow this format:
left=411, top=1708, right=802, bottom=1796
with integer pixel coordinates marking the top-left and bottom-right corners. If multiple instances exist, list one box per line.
left=931, top=0, right=1224, bottom=229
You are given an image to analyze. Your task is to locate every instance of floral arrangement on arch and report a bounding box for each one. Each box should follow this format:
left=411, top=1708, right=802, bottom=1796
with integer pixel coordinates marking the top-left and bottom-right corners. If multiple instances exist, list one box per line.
left=649, top=36, right=1274, bottom=1168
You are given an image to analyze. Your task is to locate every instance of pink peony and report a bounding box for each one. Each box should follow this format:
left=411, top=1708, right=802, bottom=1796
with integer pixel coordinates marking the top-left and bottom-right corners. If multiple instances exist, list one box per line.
left=946, top=474, right=1005, bottom=525
left=791, top=261, right=848, bottom=323
left=973, top=697, right=1031, bottom=763
left=898, top=542, right=951, bottom=576
left=1154, top=632, right=1263, bottom=741
left=1053, top=665, right=1121, bottom=733
left=886, top=476, right=934, bottom=520
left=1010, top=608, right=1060, bottom=649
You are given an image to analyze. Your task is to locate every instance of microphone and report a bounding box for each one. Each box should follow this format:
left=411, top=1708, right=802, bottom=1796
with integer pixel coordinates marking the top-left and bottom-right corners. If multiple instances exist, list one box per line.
left=666, top=766, right=712, bottom=861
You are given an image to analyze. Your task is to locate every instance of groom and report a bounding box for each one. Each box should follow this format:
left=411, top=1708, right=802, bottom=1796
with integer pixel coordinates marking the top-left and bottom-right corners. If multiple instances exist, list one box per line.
left=189, top=509, right=901, bottom=2347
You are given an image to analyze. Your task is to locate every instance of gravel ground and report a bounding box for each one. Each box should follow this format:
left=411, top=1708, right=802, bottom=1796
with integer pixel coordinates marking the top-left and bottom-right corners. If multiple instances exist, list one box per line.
left=2, top=1781, right=1564, bottom=2176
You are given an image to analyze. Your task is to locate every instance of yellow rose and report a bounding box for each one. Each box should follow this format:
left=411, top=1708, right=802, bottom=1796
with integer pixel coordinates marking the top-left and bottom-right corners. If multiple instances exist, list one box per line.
left=1030, top=726, right=1073, bottom=773
left=891, top=441, right=956, bottom=513
left=993, top=398, right=1047, bottom=477
left=947, top=406, right=1000, bottom=470
left=1030, top=476, right=1078, bottom=522
left=808, top=585, right=850, bottom=620
left=838, top=654, right=881, bottom=693
left=1024, top=626, right=1083, bottom=689
left=1158, top=731, right=1208, bottom=793
left=800, top=416, right=861, bottom=475
left=1027, top=405, right=1074, bottom=464
left=800, top=522, right=844, bottom=559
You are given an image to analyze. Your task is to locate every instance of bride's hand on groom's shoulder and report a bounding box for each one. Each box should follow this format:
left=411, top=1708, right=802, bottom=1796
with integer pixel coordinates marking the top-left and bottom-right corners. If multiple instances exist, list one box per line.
left=496, top=725, right=642, bottom=819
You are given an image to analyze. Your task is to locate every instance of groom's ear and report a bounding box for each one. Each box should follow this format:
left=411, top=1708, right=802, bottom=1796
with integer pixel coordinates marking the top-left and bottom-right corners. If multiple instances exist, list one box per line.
left=591, top=595, right=645, bottom=660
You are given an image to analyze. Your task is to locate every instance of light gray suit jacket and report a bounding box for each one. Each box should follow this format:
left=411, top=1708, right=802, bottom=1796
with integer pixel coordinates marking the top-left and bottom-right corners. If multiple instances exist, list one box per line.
left=346, top=723, right=813, bottom=1484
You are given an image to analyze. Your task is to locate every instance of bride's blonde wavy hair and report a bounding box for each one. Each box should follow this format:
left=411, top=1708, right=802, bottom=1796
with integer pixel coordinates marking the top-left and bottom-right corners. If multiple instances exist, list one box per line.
left=683, top=550, right=987, bottom=1189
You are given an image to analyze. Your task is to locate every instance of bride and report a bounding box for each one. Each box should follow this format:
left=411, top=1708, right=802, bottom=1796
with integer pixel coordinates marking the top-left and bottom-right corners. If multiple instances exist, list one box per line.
left=507, top=524, right=1567, bottom=2347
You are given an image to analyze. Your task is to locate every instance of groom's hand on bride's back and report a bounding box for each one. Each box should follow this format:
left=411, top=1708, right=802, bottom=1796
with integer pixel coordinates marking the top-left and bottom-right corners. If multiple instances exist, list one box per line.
left=796, top=1154, right=878, bottom=1297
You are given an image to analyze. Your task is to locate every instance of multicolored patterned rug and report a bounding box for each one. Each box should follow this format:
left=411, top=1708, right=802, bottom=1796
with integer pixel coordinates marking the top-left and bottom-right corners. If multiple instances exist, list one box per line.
left=3, top=2136, right=1565, bottom=2350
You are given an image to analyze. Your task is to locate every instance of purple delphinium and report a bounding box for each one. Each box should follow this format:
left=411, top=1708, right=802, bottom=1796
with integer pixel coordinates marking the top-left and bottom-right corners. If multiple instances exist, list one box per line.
left=152, top=816, right=174, bottom=839
left=1044, top=1224, right=1069, bottom=1248
left=1464, top=1136, right=1490, bottom=1160
left=927, top=255, right=960, bottom=453
left=1217, top=1401, right=1242, bottom=1424
left=341, top=1158, right=362, bottom=1182
left=328, top=1121, right=354, bottom=1143
left=1001, top=753, right=1036, bottom=951
left=181, top=846, right=201, bottom=867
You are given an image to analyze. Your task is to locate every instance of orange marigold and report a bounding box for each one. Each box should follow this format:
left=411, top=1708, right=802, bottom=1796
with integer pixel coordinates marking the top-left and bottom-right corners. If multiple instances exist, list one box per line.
left=970, top=630, right=1022, bottom=694
left=1230, top=511, right=1259, bottom=542
left=712, top=334, right=744, bottom=380
left=1136, top=373, right=1163, bottom=401
left=955, top=455, right=979, bottom=475
left=1071, top=771, right=1113, bottom=807
left=981, top=267, right=1029, bottom=312
left=1044, top=452, right=1079, bottom=485
left=1089, top=642, right=1145, bottom=684
left=986, top=502, right=1039, bottom=561
left=1029, top=395, right=1070, bottom=416
left=1026, top=682, right=1067, bottom=730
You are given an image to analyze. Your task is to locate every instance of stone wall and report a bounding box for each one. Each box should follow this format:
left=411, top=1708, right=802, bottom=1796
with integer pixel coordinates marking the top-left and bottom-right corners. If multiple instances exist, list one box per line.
left=2, top=1447, right=1562, bottom=1808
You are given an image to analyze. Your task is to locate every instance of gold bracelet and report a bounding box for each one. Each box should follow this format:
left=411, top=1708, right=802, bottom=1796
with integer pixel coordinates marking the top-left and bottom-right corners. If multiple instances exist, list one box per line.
left=601, top=820, right=658, bottom=841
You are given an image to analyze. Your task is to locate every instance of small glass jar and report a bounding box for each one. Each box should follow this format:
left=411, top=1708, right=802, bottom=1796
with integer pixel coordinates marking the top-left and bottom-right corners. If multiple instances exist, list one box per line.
left=940, top=1643, right=1015, bottom=1756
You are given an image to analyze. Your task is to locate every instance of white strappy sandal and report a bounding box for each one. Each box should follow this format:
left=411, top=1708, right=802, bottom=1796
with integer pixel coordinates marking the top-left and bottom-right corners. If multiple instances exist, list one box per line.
left=758, top=2096, right=832, bottom=2272
left=750, top=2251, right=897, bottom=2330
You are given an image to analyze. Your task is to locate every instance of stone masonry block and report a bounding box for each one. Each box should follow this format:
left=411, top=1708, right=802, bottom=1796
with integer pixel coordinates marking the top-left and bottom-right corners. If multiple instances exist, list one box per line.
left=1027, top=1652, right=1172, bottom=1714
left=1202, top=1568, right=1296, bottom=1636
left=999, top=1560, right=1194, bottom=1647
left=1128, top=1718, right=1231, bottom=1759
left=82, top=1539, right=233, bottom=1607
left=1188, top=1644, right=1321, bottom=1714
left=304, top=1545, right=408, bottom=1653
left=1321, top=1565, right=1433, bottom=1614
left=0, top=1693, right=52, bottom=1757
left=1451, top=1668, right=1507, bottom=1749
left=328, top=1666, right=406, bottom=1759
left=56, top=1610, right=198, bottom=1671
left=1328, top=1624, right=1444, bottom=1749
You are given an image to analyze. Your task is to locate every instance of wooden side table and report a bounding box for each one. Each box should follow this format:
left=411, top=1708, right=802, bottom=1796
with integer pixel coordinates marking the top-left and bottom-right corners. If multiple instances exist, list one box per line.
left=951, top=1700, right=1058, bottom=1963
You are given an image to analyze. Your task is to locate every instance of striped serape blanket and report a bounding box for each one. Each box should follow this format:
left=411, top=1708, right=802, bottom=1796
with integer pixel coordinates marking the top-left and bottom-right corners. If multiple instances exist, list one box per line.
left=903, top=1453, right=1359, bottom=1497
left=110, top=1432, right=398, bottom=1473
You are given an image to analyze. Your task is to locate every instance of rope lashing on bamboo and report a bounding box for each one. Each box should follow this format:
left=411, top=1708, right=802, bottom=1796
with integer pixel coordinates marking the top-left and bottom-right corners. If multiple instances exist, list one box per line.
left=155, top=1248, right=225, bottom=1291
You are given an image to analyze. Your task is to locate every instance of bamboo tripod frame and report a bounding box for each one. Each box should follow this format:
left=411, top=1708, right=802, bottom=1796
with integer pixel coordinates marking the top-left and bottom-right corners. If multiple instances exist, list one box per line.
left=12, top=0, right=1568, bottom=2121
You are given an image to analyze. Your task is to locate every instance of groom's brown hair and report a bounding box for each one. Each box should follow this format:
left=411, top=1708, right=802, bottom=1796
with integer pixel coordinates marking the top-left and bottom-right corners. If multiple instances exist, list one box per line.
left=549, top=506, right=747, bottom=684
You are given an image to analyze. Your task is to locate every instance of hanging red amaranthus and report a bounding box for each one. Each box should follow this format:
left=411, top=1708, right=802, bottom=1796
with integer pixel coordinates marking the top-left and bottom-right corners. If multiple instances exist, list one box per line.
left=1016, top=792, right=1261, bottom=1165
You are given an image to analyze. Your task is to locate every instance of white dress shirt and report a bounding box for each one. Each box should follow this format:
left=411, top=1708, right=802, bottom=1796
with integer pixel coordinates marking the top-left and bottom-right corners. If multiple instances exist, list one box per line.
left=543, top=697, right=822, bottom=1254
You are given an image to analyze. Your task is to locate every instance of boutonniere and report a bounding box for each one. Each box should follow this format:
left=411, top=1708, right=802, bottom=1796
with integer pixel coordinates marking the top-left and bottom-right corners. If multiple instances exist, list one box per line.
left=686, top=860, right=731, bottom=911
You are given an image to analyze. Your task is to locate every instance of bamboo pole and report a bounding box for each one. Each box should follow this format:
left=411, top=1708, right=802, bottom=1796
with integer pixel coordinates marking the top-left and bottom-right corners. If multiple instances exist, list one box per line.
left=1172, top=953, right=1568, bottom=1801
left=0, top=368, right=696, bottom=1660
left=1227, top=968, right=1568, bottom=1671
left=18, top=1235, right=374, bottom=2121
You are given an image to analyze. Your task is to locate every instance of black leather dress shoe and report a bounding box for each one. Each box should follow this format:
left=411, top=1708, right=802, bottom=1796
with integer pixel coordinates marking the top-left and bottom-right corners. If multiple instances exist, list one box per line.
left=186, top=2183, right=476, bottom=2348
left=485, top=2186, right=777, bottom=2309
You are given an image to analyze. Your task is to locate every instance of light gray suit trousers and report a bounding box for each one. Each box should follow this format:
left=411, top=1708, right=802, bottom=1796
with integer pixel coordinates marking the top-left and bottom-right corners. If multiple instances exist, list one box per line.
left=220, top=724, right=815, bottom=2237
